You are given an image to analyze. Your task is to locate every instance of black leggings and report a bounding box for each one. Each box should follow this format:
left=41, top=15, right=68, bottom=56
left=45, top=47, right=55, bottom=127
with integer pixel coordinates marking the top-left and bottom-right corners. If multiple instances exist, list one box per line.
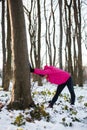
left=51, top=77, right=75, bottom=105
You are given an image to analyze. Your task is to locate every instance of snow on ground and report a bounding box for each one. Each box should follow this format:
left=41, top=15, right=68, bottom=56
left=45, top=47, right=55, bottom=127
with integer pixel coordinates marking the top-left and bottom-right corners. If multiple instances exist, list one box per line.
left=0, top=78, right=87, bottom=130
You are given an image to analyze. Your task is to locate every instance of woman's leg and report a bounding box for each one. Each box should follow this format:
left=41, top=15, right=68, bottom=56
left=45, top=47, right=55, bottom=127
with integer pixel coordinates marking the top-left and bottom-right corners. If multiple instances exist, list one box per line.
left=51, top=84, right=66, bottom=106
left=66, top=77, right=75, bottom=105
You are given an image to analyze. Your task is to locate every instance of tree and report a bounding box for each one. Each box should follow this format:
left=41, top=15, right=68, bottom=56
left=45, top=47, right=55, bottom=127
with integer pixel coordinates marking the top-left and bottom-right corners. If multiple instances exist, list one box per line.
left=4, top=0, right=11, bottom=91
left=64, top=0, right=73, bottom=76
left=44, top=0, right=56, bottom=66
left=73, top=0, right=83, bottom=86
left=36, top=0, right=42, bottom=85
left=59, top=0, right=63, bottom=69
left=7, top=0, right=34, bottom=109
left=77, top=0, right=83, bottom=86
left=1, top=0, right=6, bottom=88
left=24, top=0, right=42, bottom=85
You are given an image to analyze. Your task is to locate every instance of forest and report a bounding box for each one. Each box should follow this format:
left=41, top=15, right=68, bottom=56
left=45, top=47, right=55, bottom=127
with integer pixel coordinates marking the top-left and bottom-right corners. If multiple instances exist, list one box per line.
left=0, top=0, right=87, bottom=130
left=0, top=0, right=87, bottom=107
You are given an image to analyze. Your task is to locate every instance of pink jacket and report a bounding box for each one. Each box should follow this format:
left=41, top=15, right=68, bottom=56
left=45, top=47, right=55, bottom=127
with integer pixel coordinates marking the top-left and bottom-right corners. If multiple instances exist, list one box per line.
left=34, top=65, right=71, bottom=85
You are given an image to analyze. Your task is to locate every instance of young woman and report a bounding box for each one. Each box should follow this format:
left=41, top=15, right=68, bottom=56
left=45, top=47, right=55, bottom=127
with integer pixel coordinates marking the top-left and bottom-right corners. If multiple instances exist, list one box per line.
left=30, top=65, right=75, bottom=108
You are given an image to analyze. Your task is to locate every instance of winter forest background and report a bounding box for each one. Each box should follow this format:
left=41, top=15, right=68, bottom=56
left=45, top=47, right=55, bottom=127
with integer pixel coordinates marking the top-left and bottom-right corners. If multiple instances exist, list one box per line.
left=0, top=0, right=87, bottom=130
left=0, top=0, right=87, bottom=88
left=0, top=0, right=87, bottom=114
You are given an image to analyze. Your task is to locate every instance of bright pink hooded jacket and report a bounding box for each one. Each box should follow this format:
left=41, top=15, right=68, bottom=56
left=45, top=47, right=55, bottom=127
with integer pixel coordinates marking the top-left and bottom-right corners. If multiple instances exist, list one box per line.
left=34, top=65, right=71, bottom=85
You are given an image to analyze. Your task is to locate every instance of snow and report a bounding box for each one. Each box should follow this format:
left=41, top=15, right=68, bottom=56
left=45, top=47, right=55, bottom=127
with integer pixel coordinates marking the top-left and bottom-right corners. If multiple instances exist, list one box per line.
left=0, top=78, right=87, bottom=130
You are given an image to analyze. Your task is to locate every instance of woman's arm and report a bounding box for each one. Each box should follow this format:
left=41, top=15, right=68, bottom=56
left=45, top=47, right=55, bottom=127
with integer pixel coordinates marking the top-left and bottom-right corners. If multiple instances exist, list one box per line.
left=34, top=68, right=52, bottom=75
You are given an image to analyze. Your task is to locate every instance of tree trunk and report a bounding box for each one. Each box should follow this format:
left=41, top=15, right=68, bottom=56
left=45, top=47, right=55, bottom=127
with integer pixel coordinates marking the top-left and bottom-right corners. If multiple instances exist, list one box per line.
left=73, top=0, right=83, bottom=86
left=59, top=0, right=63, bottom=69
left=64, top=0, right=73, bottom=76
left=2, top=0, right=6, bottom=88
left=77, top=0, right=83, bottom=86
left=4, top=1, right=11, bottom=91
left=37, top=0, right=42, bottom=86
left=7, top=0, right=34, bottom=109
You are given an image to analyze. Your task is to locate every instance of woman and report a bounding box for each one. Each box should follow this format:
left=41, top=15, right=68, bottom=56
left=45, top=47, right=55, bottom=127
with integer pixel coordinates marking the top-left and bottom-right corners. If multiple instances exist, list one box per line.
left=30, top=65, right=75, bottom=108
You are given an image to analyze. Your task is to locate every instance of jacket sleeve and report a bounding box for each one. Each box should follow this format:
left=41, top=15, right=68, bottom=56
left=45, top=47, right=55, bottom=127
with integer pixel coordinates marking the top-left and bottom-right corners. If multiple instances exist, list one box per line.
left=33, top=68, right=52, bottom=75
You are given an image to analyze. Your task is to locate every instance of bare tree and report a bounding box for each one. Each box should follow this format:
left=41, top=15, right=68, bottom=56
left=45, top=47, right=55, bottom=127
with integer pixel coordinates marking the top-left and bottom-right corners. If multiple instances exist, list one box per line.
left=36, top=0, right=42, bottom=85
left=7, top=0, right=34, bottom=109
left=44, top=0, right=49, bottom=64
left=72, top=31, right=78, bottom=85
left=44, top=0, right=57, bottom=66
left=73, top=0, right=83, bottom=86
left=1, top=0, right=6, bottom=88
left=59, top=0, right=63, bottom=69
left=64, top=0, right=73, bottom=76
left=23, top=1, right=37, bottom=68
left=4, top=0, right=11, bottom=91
left=51, top=0, right=56, bottom=66
left=77, top=0, right=83, bottom=86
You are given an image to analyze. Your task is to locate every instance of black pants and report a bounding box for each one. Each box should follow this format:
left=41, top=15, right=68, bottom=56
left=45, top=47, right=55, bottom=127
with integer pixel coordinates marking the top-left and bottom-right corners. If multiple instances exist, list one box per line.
left=51, top=77, right=75, bottom=105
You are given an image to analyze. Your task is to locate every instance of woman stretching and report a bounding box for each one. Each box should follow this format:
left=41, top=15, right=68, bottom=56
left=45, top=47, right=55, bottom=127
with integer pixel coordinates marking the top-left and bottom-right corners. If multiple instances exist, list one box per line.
left=30, top=65, right=76, bottom=108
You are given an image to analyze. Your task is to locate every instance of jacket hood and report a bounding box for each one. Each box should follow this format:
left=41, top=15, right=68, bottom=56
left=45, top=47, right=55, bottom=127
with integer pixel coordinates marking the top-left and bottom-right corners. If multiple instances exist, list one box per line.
left=44, top=65, right=49, bottom=70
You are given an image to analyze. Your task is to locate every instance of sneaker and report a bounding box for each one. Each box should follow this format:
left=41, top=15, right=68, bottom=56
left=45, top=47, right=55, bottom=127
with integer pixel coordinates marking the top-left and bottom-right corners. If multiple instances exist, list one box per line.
left=70, top=104, right=76, bottom=111
left=47, top=103, right=53, bottom=108
left=48, top=100, right=52, bottom=104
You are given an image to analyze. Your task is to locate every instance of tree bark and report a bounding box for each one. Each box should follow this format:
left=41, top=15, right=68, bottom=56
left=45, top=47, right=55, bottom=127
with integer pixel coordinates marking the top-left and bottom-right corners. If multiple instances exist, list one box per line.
left=59, top=0, right=63, bottom=69
left=2, top=0, right=6, bottom=88
left=4, top=1, right=11, bottom=91
left=37, top=0, right=42, bottom=85
left=64, top=0, right=73, bottom=76
left=73, top=0, right=83, bottom=86
left=7, top=0, right=34, bottom=109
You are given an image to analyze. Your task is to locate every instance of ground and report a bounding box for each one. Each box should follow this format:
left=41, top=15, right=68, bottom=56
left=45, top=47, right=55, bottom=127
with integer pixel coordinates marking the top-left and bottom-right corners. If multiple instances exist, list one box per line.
left=0, top=79, right=87, bottom=130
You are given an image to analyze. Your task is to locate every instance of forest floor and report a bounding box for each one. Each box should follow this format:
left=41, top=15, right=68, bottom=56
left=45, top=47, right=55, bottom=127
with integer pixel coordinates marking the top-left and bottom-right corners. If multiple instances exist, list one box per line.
left=0, top=78, right=87, bottom=130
